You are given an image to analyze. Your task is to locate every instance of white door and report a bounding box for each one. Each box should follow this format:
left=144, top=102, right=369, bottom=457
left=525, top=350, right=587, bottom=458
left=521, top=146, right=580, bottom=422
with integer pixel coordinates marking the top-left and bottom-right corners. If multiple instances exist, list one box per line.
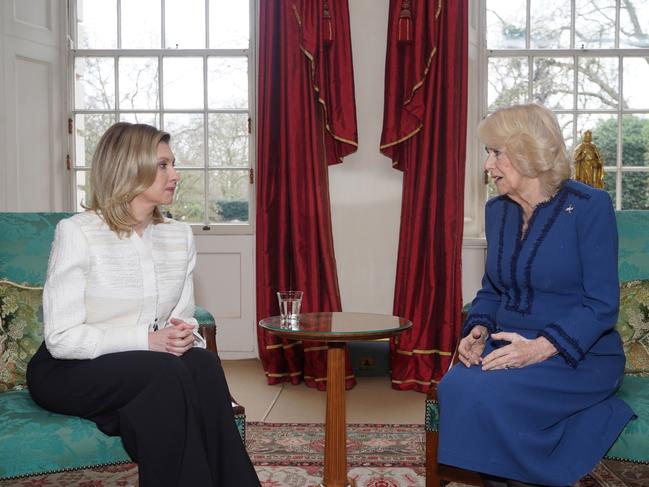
left=0, top=0, right=67, bottom=211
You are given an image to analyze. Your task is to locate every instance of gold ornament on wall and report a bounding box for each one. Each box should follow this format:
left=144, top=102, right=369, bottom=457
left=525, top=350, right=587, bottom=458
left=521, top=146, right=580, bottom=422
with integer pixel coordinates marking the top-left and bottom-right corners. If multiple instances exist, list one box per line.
left=574, top=130, right=604, bottom=189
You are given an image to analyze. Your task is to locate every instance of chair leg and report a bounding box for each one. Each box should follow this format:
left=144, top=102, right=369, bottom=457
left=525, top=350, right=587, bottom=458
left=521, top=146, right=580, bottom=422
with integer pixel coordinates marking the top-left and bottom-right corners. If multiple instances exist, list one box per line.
left=426, top=429, right=444, bottom=487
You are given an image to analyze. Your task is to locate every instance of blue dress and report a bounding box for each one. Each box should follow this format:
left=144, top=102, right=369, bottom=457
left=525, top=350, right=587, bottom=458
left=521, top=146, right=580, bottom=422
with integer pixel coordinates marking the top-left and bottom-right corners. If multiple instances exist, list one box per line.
left=437, top=180, right=635, bottom=486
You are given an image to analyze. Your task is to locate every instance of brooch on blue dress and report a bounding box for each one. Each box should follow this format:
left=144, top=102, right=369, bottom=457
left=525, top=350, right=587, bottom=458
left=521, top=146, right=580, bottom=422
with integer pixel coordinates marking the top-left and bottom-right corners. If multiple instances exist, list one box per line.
left=565, top=204, right=574, bottom=214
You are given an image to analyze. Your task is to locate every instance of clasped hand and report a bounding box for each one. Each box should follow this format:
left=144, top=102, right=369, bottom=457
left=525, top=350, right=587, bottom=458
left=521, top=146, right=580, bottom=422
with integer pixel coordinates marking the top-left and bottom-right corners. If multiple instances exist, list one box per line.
left=148, top=318, right=197, bottom=356
left=458, top=325, right=557, bottom=370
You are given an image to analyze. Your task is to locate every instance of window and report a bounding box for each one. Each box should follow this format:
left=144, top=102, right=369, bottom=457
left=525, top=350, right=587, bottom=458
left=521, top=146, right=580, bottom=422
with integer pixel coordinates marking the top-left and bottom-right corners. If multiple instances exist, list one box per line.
left=69, top=0, right=254, bottom=231
left=483, top=0, right=649, bottom=209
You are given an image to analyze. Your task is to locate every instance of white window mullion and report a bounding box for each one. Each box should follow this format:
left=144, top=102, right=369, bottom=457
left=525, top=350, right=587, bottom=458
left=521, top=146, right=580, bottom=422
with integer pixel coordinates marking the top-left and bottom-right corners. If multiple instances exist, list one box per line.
left=528, top=55, right=533, bottom=102
left=205, top=0, right=210, bottom=48
left=158, top=54, right=164, bottom=128
left=615, top=0, right=621, bottom=49
left=570, top=0, right=576, bottom=49
left=572, top=52, right=578, bottom=159
left=616, top=54, right=624, bottom=210
left=525, top=0, right=531, bottom=50
left=203, top=54, right=210, bottom=228
left=161, top=0, right=166, bottom=49
left=117, top=0, right=122, bottom=49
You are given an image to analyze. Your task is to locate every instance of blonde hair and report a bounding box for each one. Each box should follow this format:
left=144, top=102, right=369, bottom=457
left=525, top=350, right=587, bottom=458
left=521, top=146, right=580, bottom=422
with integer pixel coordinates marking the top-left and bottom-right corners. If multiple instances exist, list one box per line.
left=478, top=103, right=571, bottom=197
left=85, top=122, right=170, bottom=237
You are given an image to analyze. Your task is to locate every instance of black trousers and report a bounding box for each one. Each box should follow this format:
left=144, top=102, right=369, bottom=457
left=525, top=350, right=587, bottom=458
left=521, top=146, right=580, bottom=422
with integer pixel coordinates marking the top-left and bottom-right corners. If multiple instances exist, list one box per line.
left=27, top=343, right=260, bottom=487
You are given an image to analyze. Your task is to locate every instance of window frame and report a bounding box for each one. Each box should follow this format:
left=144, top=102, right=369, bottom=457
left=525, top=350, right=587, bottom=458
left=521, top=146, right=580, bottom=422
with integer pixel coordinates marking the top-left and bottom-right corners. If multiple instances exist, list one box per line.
left=466, top=0, right=649, bottom=238
left=66, top=0, right=257, bottom=236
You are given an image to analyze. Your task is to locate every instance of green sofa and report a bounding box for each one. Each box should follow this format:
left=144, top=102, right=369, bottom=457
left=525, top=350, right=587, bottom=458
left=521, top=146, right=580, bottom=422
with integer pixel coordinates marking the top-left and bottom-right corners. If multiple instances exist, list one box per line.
left=0, top=212, right=245, bottom=480
left=425, top=210, right=649, bottom=486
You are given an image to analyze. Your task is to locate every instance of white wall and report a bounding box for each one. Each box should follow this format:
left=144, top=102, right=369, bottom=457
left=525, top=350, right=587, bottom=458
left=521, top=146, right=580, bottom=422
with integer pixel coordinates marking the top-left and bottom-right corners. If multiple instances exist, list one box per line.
left=329, top=0, right=402, bottom=315
left=331, top=0, right=485, bottom=313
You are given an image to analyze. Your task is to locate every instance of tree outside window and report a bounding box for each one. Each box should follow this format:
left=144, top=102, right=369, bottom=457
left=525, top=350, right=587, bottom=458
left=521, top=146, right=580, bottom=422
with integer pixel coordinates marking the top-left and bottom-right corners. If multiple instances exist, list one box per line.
left=485, top=0, right=649, bottom=209
left=71, top=0, right=253, bottom=227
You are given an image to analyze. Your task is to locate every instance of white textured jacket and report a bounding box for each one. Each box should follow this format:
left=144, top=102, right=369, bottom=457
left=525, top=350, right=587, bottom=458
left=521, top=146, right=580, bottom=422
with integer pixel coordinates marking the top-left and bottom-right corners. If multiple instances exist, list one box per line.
left=43, top=211, right=201, bottom=360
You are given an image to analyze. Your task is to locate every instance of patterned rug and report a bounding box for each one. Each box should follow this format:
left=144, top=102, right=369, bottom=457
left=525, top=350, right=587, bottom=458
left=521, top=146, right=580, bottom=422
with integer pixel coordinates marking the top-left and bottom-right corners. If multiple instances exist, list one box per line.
left=1, top=422, right=647, bottom=486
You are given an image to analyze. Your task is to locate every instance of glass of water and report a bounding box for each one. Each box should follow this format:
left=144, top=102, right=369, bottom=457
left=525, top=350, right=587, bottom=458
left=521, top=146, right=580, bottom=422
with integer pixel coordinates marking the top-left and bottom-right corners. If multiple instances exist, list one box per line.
left=277, top=290, right=303, bottom=325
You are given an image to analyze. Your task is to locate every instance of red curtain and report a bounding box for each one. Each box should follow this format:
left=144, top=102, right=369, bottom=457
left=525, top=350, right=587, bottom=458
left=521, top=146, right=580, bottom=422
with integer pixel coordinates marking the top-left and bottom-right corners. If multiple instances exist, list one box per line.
left=256, top=0, right=358, bottom=390
left=380, top=0, right=469, bottom=392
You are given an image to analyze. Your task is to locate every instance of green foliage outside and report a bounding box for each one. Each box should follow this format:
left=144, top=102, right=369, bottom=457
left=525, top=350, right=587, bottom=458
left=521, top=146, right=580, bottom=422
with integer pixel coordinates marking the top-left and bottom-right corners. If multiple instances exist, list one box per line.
left=593, top=116, right=649, bottom=209
left=164, top=200, right=248, bottom=224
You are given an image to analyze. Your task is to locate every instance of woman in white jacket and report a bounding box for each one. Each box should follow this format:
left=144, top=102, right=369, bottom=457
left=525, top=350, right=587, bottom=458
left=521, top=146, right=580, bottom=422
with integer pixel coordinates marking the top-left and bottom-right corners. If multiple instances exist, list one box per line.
left=27, top=122, right=260, bottom=487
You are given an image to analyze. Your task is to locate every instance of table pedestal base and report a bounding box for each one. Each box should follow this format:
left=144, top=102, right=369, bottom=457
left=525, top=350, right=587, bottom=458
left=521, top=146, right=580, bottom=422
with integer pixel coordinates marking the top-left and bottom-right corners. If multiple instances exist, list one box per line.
left=258, top=313, right=412, bottom=487
left=322, top=343, right=351, bottom=487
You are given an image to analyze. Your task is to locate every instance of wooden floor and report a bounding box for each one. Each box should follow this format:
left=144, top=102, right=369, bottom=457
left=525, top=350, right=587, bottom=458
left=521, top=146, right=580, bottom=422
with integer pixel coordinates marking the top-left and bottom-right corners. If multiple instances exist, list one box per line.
left=222, top=359, right=424, bottom=424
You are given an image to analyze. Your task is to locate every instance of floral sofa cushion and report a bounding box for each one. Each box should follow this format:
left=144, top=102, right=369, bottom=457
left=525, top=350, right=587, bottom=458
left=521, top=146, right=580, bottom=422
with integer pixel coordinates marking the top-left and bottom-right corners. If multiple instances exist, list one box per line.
left=617, top=280, right=649, bottom=376
left=0, top=281, right=44, bottom=392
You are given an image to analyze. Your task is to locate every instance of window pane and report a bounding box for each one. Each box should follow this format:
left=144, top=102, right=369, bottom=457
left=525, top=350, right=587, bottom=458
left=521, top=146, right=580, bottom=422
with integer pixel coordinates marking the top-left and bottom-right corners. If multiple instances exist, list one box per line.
left=603, top=170, right=617, bottom=202
left=620, top=0, right=649, bottom=48
left=75, top=171, right=92, bottom=211
left=76, top=0, right=116, bottom=49
left=583, top=113, right=617, bottom=166
left=208, top=113, right=248, bottom=167
left=487, top=176, right=499, bottom=200
left=209, top=0, right=249, bottom=49
left=207, top=57, right=248, bottom=109
left=622, top=172, right=649, bottom=209
left=163, top=57, right=204, bottom=109
left=164, top=170, right=205, bottom=223
left=622, top=114, right=649, bottom=167
left=75, top=113, right=115, bottom=167
left=166, top=0, right=205, bottom=49
left=121, top=0, right=161, bottom=48
left=488, top=57, right=529, bottom=110
left=486, top=0, right=526, bottom=49
left=164, top=113, right=205, bottom=167
left=208, top=170, right=249, bottom=223
left=531, top=0, right=571, bottom=48
left=74, top=57, right=115, bottom=109
left=577, top=57, right=619, bottom=109
left=119, top=113, right=160, bottom=126
left=623, top=57, right=649, bottom=109
left=119, top=57, right=159, bottom=110
left=575, top=0, right=616, bottom=49
left=556, top=114, right=575, bottom=152
left=532, top=57, right=574, bottom=109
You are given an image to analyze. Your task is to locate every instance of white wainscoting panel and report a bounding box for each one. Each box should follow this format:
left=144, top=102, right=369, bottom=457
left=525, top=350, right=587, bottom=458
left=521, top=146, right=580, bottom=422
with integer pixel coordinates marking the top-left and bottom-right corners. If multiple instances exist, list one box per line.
left=194, top=234, right=257, bottom=359
left=12, top=0, right=52, bottom=35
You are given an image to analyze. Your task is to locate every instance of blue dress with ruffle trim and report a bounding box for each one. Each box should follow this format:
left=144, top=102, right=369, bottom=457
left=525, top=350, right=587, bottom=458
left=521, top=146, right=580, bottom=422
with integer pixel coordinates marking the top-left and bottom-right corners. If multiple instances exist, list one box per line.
left=438, top=179, right=634, bottom=486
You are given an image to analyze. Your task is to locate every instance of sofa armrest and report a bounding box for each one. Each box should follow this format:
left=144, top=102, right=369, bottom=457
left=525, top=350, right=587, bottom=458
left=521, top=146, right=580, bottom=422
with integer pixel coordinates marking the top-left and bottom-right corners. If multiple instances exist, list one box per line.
left=194, top=305, right=215, bottom=326
left=195, top=305, right=218, bottom=353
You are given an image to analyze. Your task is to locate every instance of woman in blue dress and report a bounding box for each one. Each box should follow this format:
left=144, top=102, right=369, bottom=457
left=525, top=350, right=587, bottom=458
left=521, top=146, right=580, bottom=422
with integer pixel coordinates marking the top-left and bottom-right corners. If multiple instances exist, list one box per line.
left=437, top=103, right=635, bottom=486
